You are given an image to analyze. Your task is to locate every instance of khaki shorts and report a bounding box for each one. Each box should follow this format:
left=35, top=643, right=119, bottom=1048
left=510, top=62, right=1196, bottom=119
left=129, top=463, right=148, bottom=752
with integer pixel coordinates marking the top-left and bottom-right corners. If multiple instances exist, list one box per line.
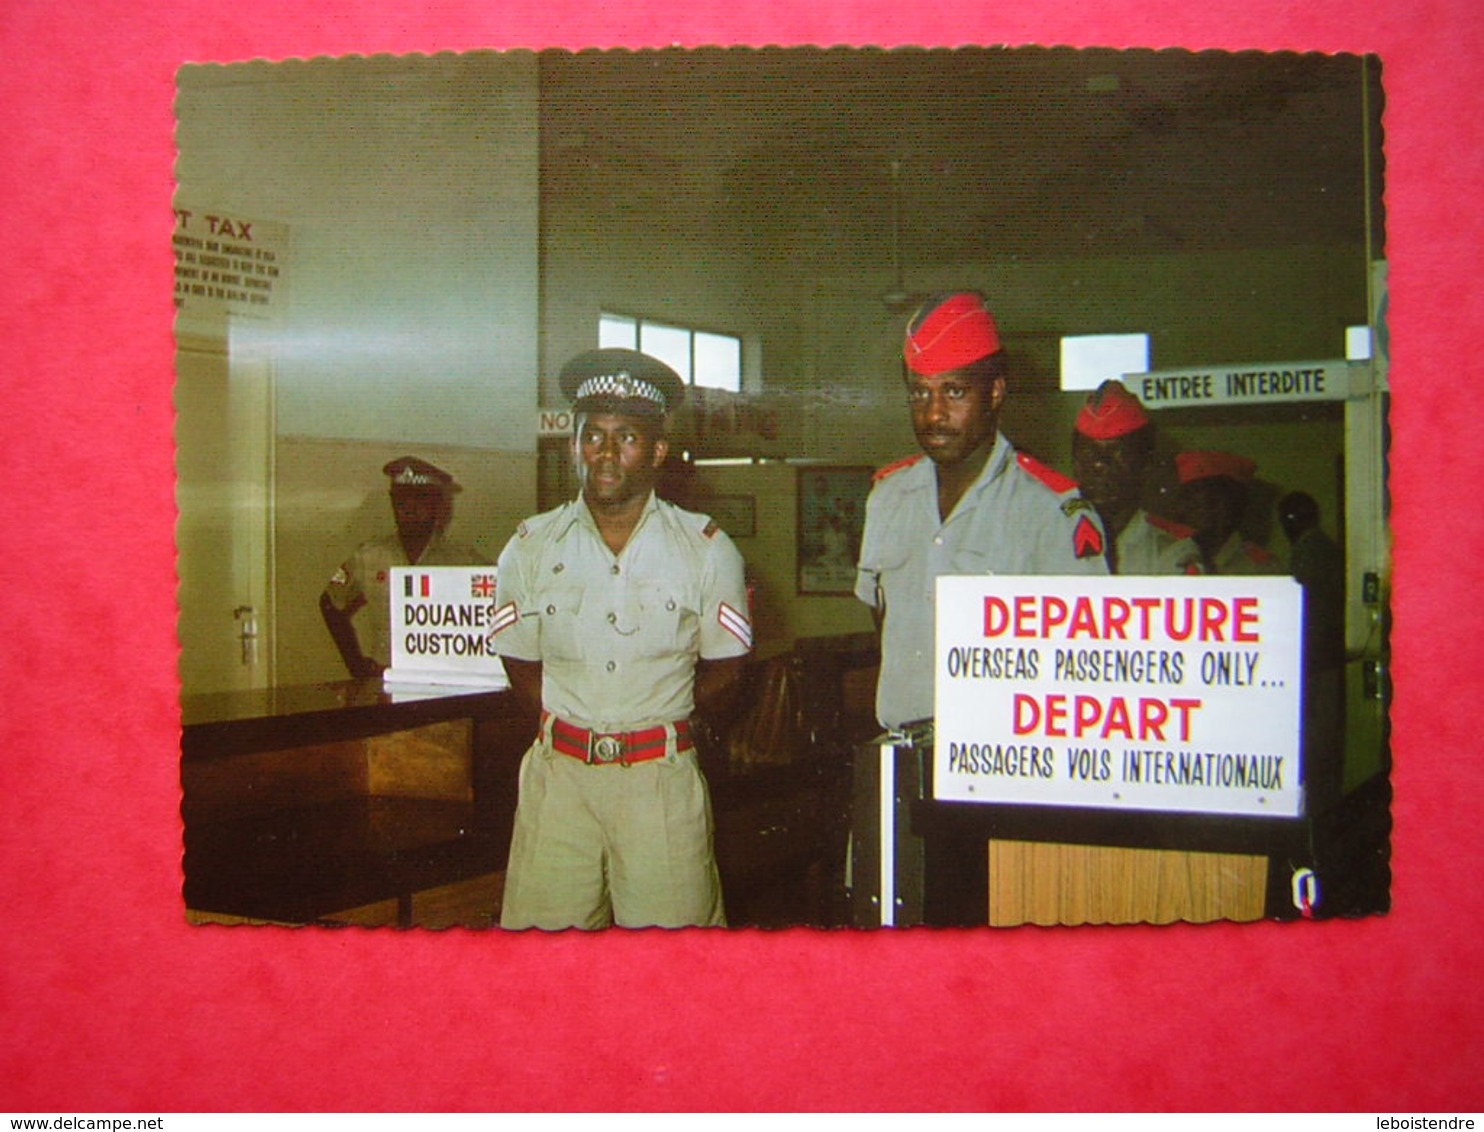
left=499, top=734, right=726, bottom=930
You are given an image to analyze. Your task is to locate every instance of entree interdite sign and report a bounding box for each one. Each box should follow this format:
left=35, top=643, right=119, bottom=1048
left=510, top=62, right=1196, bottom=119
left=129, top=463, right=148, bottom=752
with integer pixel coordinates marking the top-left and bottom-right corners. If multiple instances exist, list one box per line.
left=934, top=576, right=1305, bottom=817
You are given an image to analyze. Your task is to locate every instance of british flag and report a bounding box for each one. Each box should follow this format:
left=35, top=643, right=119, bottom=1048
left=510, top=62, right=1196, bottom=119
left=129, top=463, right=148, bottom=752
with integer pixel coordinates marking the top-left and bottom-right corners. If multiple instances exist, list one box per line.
left=470, top=573, right=496, bottom=598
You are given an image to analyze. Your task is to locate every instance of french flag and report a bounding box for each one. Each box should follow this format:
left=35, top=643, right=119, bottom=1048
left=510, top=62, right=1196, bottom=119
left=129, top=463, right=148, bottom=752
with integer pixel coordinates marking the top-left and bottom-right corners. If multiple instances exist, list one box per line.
left=403, top=574, right=431, bottom=598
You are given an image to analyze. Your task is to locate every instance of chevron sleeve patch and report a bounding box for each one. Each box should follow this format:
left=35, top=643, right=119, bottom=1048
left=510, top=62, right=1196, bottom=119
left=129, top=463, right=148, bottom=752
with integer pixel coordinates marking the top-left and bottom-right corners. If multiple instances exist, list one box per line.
left=718, top=602, right=753, bottom=649
left=1073, top=515, right=1105, bottom=559
left=488, top=601, right=520, bottom=637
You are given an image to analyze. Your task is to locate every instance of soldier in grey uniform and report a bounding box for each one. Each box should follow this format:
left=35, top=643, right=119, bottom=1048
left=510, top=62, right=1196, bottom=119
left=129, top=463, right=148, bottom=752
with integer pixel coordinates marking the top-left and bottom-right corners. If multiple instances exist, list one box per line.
left=490, top=348, right=753, bottom=930
left=855, top=291, right=1109, bottom=731
left=1070, top=380, right=1204, bottom=576
left=320, top=456, right=488, bottom=677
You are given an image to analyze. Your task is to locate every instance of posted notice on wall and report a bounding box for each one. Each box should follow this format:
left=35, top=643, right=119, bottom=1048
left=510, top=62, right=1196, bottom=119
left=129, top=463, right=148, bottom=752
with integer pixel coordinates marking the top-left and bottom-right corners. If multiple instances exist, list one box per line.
left=934, top=575, right=1304, bottom=817
left=385, top=566, right=508, bottom=692
left=173, top=204, right=289, bottom=327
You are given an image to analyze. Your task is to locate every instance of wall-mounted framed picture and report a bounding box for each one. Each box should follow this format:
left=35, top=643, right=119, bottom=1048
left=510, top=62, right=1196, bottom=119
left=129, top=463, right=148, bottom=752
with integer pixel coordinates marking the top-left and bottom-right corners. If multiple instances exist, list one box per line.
left=796, top=465, right=873, bottom=595
left=707, top=494, right=756, bottom=539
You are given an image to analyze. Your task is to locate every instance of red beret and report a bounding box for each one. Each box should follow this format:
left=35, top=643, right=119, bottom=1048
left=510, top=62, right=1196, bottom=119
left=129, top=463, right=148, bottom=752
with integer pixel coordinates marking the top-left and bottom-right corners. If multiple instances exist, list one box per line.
left=1176, top=450, right=1258, bottom=484
left=904, top=292, right=1002, bottom=375
left=1075, top=381, right=1150, bottom=440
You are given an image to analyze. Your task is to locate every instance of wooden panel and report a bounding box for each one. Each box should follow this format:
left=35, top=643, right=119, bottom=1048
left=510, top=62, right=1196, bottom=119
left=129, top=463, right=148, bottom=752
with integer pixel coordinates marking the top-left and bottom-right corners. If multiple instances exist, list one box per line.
left=183, top=683, right=527, bottom=925
left=366, top=719, right=473, bottom=800
left=411, top=871, right=504, bottom=929
left=185, top=909, right=300, bottom=927
left=316, top=873, right=504, bottom=929
left=988, top=840, right=1268, bottom=926
left=319, top=899, right=401, bottom=928
left=184, top=721, right=473, bottom=811
left=182, top=739, right=368, bottom=808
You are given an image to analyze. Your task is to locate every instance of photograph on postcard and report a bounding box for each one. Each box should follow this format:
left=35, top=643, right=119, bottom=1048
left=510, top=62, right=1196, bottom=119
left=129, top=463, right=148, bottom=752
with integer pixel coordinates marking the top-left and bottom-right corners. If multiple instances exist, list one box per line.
left=174, top=46, right=1390, bottom=930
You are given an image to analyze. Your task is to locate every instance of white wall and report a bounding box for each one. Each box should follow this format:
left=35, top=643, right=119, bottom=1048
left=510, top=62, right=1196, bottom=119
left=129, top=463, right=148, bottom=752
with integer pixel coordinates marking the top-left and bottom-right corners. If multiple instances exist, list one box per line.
left=175, top=53, right=542, bottom=686
left=175, top=52, right=540, bottom=451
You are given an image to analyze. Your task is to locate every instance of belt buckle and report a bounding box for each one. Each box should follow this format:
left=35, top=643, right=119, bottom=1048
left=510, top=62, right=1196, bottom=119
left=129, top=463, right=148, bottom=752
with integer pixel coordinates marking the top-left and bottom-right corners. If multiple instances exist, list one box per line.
left=589, top=732, right=627, bottom=766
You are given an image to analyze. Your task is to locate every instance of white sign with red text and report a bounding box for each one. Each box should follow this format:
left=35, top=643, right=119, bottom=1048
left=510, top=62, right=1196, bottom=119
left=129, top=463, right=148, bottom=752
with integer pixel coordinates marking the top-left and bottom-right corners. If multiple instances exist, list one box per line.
left=934, top=576, right=1304, bottom=817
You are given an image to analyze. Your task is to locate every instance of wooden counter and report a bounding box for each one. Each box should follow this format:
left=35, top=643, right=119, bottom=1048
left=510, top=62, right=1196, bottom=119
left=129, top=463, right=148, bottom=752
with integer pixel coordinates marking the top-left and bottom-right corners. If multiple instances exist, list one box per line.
left=912, top=795, right=1310, bottom=926
left=181, top=680, right=536, bottom=927
left=846, top=731, right=1374, bottom=928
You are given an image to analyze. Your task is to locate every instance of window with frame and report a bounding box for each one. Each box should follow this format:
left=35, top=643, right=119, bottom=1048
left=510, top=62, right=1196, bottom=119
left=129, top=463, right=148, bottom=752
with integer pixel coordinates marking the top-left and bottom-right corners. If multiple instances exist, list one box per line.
left=1059, top=333, right=1151, bottom=392
left=600, top=312, right=743, bottom=393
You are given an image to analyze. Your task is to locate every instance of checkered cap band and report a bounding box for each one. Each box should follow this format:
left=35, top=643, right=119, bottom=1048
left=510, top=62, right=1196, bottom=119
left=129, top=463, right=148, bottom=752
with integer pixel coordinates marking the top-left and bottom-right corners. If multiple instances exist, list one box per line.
left=574, top=372, right=666, bottom=407
left=383, top=456, right=458, bottom=490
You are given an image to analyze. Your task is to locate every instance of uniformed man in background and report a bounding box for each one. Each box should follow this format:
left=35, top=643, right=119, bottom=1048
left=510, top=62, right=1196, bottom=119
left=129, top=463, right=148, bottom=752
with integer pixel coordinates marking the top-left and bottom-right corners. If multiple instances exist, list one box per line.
left=855, top=290, right=1109, bottom=731
left=489, top=348, right=753, bottom=930
left=1278, top=490, right=1346, bottom=670
left=320, top=456, right=488, bottom=678
left=1174, top=450, right=1283, bottom=575
left=1071, top=380, right=1203, bottom=576
left=1278, top=490, right=1347, bottom=813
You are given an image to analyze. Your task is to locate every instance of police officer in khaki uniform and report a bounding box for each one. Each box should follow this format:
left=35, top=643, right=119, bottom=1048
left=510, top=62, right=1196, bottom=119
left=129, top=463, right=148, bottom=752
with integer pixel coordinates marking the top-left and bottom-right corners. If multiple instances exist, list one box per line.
left=490, top=348, right=753, bottom=930
left=1174, top=450, right=1283, bottom=576
left=855, top=291, right=1109, bottom=730
left=1071, top=380, right=1204, bottom=576
left=320, top=456, right=489, bottom=677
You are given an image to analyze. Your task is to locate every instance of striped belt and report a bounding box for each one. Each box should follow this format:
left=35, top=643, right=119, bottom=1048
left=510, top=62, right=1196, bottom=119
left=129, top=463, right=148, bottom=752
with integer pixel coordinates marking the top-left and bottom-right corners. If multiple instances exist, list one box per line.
left=547, top=714, right=692, bottom=766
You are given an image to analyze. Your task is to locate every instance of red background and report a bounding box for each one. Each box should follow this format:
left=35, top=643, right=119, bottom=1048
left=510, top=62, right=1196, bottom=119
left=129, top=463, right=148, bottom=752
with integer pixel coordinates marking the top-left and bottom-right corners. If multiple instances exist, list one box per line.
left=2, top=0, right=1480, bottom=1112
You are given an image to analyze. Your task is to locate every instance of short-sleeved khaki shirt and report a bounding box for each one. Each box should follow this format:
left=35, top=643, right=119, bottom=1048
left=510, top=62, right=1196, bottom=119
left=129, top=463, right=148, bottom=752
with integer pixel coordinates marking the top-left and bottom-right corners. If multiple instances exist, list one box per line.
left=491, top=492, right=752, bottom=731
left=855, top=432, right=1109, bottom=729
left=322, top=531, right=488, bottom=667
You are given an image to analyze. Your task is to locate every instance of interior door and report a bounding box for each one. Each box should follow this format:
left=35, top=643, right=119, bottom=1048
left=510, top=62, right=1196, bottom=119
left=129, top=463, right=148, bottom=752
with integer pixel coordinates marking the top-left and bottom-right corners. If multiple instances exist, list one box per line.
left=175, top=334, right=275, bottom=694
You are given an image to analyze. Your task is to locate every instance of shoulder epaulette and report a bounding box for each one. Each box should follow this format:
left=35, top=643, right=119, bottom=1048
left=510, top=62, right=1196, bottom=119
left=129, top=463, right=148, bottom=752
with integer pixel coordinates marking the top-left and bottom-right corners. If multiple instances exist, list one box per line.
left=1015, top=451, right=1079, bottom=495
left=517, top=502, right=573, bottom=541
left=658, top=501, right=722, bottom=544
left=1246, top=542, right=1279, bottom=566
left=874, top=453, right=924, bottom=482
left=1147, top=512, right=1196, bottom=540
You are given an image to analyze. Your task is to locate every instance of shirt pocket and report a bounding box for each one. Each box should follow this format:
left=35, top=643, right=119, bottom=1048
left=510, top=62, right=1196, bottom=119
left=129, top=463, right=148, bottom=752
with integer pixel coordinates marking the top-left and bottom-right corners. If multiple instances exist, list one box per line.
left=632, top=578, right=697, bottom=656
left=948, top=542, right=998, bottom=575
left=538, top=585, right=587, bottom=661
